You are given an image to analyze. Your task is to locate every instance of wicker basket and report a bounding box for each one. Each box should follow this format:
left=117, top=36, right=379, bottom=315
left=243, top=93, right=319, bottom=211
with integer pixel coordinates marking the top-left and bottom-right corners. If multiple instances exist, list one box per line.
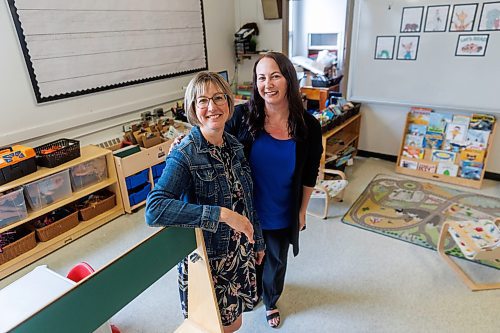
left=35, top=211, right=79, bottom=242
left=0, top=230, right=36, bottom=265
left=35, top=138, right=81, bottom=168
left=79, top=193, right=116, bottom=221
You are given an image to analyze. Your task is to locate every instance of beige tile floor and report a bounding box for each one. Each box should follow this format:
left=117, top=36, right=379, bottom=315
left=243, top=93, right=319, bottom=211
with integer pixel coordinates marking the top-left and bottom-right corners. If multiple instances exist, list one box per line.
left=1, top=157, right=499, bottom=333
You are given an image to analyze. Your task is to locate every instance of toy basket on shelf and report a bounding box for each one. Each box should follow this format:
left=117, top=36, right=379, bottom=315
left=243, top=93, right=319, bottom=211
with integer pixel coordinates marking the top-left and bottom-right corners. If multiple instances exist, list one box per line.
left=0, top=227, right=36, bottom=265
left=32, top=209, right=79, bottom=242
left=34, top=139, right=80, bottom=168
left=78, top=191, right=116, bottom=221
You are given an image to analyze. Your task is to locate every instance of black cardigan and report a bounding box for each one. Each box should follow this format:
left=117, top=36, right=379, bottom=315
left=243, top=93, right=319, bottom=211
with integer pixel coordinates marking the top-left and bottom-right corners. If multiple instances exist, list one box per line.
left=225, top=103, right=323, bottom=256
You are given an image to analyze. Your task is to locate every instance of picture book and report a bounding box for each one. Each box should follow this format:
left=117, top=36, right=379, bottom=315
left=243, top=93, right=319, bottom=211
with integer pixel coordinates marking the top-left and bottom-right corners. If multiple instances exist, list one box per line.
left=452, top=114, right=471, bottom=127
left=461, top=166, right=482, bottom=180
left=427, top=112, right=447, bottom=133
left=405, top=134, right=424, bottom=148
left=431, top=150, right=456, bottom=163
left=417, top=162, right=437, bottom=173
left=443, top=141, right=467, bottom=153
left=444, top=123, right=467, bottom=143
left=400, top=159, right=418, bottom=170
left=436, top=162, right=458, bottom=177
left=409, top=107, right=432, bottom=125
left=423, top=132, right=443, bottom=150
left=466, top=129, right=490, bottom=150
left=460, top=149, right=485, bottom=163
left=461, top=160, right=484, bottom=169
left=470, top=114, right=496, bottom=131
left=402, top=146, right=424, bottom=159
left=407, top=124, right=427, bottom=136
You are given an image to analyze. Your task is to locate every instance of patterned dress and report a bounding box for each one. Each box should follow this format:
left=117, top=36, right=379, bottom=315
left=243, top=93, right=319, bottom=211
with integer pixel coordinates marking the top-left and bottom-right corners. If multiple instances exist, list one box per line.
left=178, top=139, right=257, bottom=326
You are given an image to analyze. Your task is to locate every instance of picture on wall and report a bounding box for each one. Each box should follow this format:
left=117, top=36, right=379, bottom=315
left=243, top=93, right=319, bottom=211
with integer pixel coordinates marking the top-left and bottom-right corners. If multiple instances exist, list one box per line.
left=424, top=5, right=450, bottom=32
left=455, top=34, right=489, bottom=56
left=478, top=1, right=500, bottom=31
left=374, top=36, right=396, bottom=59
left=397, top=36, right=420, bottom=60
left=400, top=6, right=424, bottom=32
left=449, top=3, right=478, bottom=32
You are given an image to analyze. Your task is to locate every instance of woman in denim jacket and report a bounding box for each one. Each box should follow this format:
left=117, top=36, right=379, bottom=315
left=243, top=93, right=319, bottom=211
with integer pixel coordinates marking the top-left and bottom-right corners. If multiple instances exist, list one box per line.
left=145, top=72, right=265, bottom=333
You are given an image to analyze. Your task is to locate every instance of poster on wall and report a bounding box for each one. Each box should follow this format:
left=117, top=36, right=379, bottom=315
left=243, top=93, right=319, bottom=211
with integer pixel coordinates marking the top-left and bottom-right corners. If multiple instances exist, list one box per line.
left=374, top=36, right=396, bottom=59
left=424, top=5, right=450, bottom=32
left=455, top=34, right=489, bottom=56
left=449, top=3, right=478, bottom=32
left=6, top=0, right=208, bottom=103
left=397, top=36, right=420, bottom=60
left=478, top=1, right=500, bottom=31
left=400, top=6, right=424, bottom=33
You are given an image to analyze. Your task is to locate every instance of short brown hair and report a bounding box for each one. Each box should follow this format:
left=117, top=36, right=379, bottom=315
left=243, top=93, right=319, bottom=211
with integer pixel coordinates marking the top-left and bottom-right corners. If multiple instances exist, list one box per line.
left=184, top=72, right=234, bottom=126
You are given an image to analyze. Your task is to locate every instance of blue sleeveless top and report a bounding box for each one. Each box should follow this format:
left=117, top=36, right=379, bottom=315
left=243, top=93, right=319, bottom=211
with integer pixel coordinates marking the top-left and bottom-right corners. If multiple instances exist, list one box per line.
left=250, top=132, right=296, bottom=230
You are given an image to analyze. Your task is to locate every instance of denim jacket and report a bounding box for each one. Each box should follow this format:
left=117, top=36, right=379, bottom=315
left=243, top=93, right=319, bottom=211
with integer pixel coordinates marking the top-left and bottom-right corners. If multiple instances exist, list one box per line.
left=145, top=126, right=265, bottom=258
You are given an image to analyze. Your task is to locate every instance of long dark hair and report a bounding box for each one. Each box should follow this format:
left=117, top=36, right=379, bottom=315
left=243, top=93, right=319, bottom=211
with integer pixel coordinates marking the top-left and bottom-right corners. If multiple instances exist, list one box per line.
left=247, top=52, right=306, bottom=140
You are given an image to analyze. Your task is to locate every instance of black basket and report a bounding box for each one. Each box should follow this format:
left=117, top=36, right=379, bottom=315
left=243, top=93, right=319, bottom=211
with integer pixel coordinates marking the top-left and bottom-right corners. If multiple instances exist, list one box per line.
left=34, top=139, right=81, bottom=168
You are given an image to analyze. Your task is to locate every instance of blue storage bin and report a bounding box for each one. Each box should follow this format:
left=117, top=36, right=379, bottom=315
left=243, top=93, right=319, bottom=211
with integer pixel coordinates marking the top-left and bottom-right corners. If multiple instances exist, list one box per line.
left=128, top=182, right=151, bottom=206
left=125, top=169, right=149, bottom=190
left=151, top=162, right=166, bottom=179
left=153, top=176, right=161, bottom=185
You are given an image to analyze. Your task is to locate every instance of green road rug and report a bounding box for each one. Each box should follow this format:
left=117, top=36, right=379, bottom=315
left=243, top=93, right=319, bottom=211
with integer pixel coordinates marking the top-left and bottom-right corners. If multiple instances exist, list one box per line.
left=342, top=174, right=500, bottom=269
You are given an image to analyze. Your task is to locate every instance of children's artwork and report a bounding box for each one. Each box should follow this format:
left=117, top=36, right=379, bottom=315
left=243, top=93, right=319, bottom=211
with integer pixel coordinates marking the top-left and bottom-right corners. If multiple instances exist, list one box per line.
left=374, top=36, right=396, bottom=60
left=424, top=132, right=444, bottom=150
left=397, top=36, right=419, bottom=60
left=408, top=123, right=427, bottom=136
left=428, top=112, right=447, bottom=133
left=466, top=129, right=490, bottom=150
left=432, top=150, right=456, bottom=163
left=417, top=162, right=437, bottom=173
left=470, top=113, right=496, bottom=131
left=405, top=134, right=424, bottom=148
left=460, top=149, right=485, bottom=163
left=444, top=123, right=467, bottom=143
left=455, top=34, right=489, bottom=56
left=478, top=1, right=500, bottom=31
left=449, top=4, right=478, bottom=32
left=400, top=159, right=418, bottom=170
left=436, top=162, right=459, bottom=177
left=403, top=146, right=424, bottom=159
left=400, top=6, right=424, bottom=33
left=424, top=5, right=450, bottom=32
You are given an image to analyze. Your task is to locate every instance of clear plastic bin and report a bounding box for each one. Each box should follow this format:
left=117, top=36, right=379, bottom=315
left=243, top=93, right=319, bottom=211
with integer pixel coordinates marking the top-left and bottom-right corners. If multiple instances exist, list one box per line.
left=23, top=169, right=72, bottom=211
left=69, top=156, right=108, bottom=192
left=0, top=188, right=28, bottom=227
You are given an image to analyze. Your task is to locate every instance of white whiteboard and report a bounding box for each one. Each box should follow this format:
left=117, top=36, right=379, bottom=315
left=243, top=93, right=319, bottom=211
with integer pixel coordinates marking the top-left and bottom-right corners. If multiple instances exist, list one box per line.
left=347, top=0, right=499, bottom=113
left=7, top=0, right=207, bottom=103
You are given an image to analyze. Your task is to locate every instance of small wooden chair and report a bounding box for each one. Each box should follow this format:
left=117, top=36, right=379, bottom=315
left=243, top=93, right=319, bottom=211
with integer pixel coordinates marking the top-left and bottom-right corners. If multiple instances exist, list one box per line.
left=437, top=218, right=500, bottom=291
left=307, top=168, right=348, bottom=219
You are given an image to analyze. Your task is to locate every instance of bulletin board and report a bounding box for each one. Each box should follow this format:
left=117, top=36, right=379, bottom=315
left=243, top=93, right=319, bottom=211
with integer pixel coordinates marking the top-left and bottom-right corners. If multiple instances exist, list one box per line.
left=347, top=0, right=500, bottom=113
left=7, top=0, right=208, bottom=103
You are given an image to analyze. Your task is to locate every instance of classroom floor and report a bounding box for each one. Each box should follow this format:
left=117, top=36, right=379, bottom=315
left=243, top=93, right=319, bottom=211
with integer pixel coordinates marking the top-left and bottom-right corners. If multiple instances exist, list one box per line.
left=1, top=157, right=499, bottom=333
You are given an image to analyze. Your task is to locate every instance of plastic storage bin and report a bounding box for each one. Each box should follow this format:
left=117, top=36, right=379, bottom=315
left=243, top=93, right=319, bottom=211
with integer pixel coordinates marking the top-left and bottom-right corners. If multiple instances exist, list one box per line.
left=69, top=156, right=108, bottom=192
left=128, top=182, right=151, bottom=206
left=0, top=188, right=28, bottom=228
left=125, top=169, right=149, bottom=190
left=151, top=162, right=166, bottom=179
left=23, top=169, right=72, bottom=211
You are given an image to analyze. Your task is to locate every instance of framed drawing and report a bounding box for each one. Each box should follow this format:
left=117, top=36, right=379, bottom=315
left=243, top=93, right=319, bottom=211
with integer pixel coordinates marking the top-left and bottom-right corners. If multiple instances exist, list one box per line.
left=400, top=6, right=424, bottom=32
left=374, top=36, right=396, bottom=59
left=397, top=36, right=420, bottom=60
left=478, top=1, right=500, bottom=31
left=424, top=5, right=450, bottom=32
left=449, top=3, right=478, bottom=32
left=455, top=34, right=489, bottom=56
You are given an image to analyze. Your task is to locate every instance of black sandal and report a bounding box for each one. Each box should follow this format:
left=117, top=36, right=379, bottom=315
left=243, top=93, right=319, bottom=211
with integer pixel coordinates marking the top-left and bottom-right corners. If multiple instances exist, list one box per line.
left=266, top=311, right=280, bottom=328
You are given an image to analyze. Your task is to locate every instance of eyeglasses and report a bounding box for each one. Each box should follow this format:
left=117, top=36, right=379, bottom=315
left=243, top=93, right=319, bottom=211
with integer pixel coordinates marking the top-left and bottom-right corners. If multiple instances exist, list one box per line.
left=196, top=93, right=228, bottom=108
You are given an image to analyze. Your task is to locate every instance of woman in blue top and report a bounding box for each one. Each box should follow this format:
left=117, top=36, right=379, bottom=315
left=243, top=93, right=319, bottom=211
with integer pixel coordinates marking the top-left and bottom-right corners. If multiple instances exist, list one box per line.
left=225, top=52, right=323, bottom=328
left=145, top=72, right=265, bottom=333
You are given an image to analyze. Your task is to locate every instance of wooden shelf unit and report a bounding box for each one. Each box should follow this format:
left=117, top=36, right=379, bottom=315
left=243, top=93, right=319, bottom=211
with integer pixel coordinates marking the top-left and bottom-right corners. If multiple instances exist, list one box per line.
left=395, top=112, right=497, bottom=189
left=320, top=113, right=361, bottom=179
left=114, top=140, right=173, bottom=213
left=0, top=145, right=124, bottom=279
left=300, top=85, right=339, bottom=111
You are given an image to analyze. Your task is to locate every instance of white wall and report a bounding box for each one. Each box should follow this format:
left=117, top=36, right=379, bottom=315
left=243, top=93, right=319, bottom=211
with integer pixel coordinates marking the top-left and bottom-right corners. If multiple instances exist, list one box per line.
left=0, top=0, right=236, bottom=147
